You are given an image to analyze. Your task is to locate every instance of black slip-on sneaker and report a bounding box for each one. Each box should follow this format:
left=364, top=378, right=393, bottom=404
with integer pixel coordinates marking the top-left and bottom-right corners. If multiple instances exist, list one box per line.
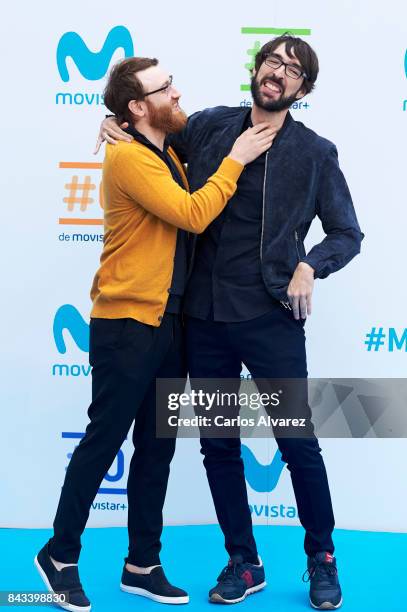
left=120, top=565, right=189, bottom=604
left=34, top=542, right=91, bottom=612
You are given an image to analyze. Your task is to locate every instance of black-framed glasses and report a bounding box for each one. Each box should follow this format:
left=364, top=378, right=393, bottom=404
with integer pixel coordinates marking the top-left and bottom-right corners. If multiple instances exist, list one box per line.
left=264, top=55, right=308, bottom=80
left=144, top=75, right=174, bottom=97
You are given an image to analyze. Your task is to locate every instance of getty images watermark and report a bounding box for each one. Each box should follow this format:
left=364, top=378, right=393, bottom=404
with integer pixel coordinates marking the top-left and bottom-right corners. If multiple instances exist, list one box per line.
left=155, top=378, right=407, bottom=439
left=166, top=389, right=308, bottom=430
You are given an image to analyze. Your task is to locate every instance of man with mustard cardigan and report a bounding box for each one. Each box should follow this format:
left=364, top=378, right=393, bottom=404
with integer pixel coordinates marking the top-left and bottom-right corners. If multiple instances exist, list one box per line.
left=34, top=57, right=275, bottom=611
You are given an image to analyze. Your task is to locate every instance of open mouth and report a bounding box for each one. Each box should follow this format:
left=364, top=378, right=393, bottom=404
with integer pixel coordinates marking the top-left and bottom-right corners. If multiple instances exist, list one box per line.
left=261, top=79, right=283, bottom=96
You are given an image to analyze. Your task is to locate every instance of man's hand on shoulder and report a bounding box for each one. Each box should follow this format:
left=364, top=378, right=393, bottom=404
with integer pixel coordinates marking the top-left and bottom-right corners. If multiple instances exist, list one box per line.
left=287, top=262, right=315, bottom=320
left=94, top=117, right=133, bottom=154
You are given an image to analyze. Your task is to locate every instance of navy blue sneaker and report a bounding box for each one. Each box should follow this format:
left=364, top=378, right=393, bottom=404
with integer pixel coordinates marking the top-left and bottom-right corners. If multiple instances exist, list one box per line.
left=34, top=542, right=91, bottom=611
left=303, top=552, right=342, bottom=609
left=209, top=555, right=266, bottom=604
left=120, top=565, right=189, bottom=604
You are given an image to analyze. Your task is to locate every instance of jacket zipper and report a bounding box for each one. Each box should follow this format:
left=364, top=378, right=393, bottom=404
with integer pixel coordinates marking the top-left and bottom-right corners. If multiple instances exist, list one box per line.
left=260, top=151, right=292, bottom=310
left=261, top=151, right=291, bottom=309
left=260, top=151, right=269, bottom=264
left=294, top=229, right=301, bottom=261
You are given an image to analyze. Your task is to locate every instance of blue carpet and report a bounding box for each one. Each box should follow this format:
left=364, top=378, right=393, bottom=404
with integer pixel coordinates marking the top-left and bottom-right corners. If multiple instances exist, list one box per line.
left=0, top=525, right=405, bottom=611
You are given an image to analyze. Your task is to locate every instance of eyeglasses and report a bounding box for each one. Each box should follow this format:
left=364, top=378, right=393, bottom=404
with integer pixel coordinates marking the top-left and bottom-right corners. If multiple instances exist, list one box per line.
left=144, top=75, right=174, bottom=97
left=264, top=55, right=308, bottom=80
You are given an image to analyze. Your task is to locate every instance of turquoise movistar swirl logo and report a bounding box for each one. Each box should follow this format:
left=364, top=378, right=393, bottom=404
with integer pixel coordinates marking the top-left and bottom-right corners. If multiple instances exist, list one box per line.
left=241, top=444, right=285, bottom=492
left=56, top=25, right=134, bottom=82
left=53, top=305, right=89, bottom=354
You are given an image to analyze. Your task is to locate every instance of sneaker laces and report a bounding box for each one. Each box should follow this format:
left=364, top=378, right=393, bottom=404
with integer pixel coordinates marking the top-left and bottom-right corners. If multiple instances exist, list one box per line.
left=217, top=560, right=243, bottom=585
left=302, top=561, right=338, bottom=584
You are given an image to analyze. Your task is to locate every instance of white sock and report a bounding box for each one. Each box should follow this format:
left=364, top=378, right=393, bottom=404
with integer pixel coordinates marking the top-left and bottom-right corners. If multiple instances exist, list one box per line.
left=126, top=563, right=161, bottom=575
left=50, top=555, right=77, bottom=571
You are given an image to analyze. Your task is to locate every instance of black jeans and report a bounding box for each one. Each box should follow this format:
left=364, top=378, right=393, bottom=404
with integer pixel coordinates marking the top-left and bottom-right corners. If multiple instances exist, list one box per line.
left=49, top=313, right=186, bottom=566
left=186, top=307, right=335, bottom=561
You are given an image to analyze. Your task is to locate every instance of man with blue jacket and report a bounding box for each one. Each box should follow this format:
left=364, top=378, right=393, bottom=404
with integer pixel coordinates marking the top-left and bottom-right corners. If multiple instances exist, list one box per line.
left=98, top=34, right=363, bottom=610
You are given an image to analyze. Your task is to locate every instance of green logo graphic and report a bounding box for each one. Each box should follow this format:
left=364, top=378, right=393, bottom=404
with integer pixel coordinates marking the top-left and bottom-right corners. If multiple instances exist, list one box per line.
left=241, top=27, right=311, bottom=91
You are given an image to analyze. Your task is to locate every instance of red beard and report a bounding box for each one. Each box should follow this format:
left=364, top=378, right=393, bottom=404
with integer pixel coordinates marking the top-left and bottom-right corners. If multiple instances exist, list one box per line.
left=146, top=100, right=188, bottom=134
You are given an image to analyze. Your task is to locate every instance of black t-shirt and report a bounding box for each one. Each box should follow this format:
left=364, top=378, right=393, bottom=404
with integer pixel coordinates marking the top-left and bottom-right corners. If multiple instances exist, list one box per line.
left=184, top=115, right=277, bottom=322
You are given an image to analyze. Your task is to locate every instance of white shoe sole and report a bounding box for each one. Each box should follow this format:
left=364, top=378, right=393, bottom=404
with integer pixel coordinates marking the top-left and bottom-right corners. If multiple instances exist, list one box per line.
left=310, top=596, right=343, bottom=610
left=34, top=556, right=91, bottom=612
left=120, top=582, right=189, bottom=604
left=209, top=580, right=267, bottom=604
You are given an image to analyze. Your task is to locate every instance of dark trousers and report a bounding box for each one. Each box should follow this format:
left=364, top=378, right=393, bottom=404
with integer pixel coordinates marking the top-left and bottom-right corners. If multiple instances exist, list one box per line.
left=49, top=313, right=186, bottom=566
left=186, top=307, right=335, bottom=561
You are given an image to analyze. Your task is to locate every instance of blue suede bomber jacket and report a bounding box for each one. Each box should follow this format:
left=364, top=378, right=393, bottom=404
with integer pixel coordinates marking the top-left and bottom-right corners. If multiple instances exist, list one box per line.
left=169, top=106, right=364, bottom=302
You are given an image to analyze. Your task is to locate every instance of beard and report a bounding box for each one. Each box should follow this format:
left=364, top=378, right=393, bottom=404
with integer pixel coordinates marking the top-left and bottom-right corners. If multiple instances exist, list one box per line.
left=250, top=75, right=302, bottom=112
left=146, top=99, right=188, bottom=134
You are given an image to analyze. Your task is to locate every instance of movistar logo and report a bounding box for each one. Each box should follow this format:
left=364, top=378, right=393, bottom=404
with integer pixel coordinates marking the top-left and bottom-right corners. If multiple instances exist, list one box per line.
left=241, top=444, right=285, bottom=492
left=53, top=305, right=89, bottom=354
left=56, top=25, right=134, bottom=82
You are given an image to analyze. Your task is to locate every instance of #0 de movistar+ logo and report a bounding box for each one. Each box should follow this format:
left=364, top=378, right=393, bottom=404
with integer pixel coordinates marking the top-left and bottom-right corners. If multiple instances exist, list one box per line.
left=55, top=25, right=134, bottom=107
left=239, top=26, right=311, bottom=115
left=52, top=304, right=295, bottom=515
left=62, top=432, right=128, bottom=507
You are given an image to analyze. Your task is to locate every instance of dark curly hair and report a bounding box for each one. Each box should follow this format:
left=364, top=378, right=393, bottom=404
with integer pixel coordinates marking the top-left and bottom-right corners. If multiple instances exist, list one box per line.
left=254, top=34, right=319, bottom=93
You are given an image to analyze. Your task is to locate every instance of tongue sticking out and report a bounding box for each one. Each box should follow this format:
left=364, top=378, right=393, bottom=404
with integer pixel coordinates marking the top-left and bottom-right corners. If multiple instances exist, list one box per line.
left=264, top=81, right=282, bottom=94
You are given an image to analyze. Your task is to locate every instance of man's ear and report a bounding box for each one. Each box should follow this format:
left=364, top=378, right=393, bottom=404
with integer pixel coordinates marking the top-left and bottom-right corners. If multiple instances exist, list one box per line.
left=128, top=99, right=145, bottom=119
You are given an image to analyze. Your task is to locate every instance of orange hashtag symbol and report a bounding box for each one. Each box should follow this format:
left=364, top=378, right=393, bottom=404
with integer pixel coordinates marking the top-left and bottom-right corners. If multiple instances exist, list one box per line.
left=63, top=176, right=96, bottom=212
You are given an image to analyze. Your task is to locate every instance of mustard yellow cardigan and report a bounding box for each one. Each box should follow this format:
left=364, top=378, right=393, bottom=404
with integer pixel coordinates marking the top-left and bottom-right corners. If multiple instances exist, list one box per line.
left=90, top=140, right=243, bottom=326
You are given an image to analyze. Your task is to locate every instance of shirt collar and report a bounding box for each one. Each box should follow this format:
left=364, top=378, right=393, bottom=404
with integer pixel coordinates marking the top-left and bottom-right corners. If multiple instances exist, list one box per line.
left=124, top=124, right=169, bottom=155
